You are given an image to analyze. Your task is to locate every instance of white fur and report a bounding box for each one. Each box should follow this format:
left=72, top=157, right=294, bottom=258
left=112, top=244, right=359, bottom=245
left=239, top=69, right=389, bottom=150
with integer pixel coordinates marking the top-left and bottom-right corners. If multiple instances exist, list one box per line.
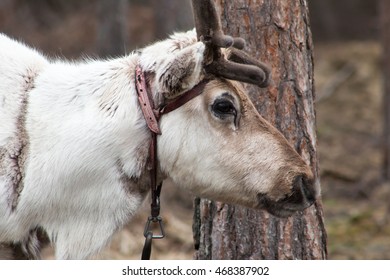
left=0, top=41, right=147, bottom=259
left=0, top=31, right=207, bottom=259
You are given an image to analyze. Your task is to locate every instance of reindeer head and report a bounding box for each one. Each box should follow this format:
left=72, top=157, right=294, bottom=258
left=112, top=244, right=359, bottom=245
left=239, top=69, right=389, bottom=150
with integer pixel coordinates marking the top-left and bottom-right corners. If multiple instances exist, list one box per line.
left=137, top=0, right=318, bottom=218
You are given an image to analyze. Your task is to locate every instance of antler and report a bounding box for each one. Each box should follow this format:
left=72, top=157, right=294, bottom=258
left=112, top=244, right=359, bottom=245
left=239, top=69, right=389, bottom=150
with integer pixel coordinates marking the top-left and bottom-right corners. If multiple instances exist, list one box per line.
left=191, top=0, right=271, bottom=87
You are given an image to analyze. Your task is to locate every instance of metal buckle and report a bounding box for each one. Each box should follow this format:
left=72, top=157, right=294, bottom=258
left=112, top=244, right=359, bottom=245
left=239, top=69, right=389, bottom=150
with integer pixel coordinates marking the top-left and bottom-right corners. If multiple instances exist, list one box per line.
left=143, top=216, right=165, bottom=239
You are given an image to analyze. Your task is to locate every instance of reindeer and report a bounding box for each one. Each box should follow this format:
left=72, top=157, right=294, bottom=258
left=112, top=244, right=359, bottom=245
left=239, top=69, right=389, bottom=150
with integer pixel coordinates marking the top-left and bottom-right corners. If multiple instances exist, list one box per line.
left=0, top=0, right=319, bottom=259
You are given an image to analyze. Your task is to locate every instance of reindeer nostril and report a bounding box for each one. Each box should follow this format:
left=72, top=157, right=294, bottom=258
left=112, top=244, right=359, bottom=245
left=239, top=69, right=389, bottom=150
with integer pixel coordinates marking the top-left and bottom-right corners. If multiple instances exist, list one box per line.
left=295, top=175, right=315, bottom=204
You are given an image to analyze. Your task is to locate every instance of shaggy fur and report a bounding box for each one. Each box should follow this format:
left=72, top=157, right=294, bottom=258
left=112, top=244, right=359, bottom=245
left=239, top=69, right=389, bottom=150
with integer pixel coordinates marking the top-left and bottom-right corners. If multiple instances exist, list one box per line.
left=0, top=30, right=317, bottom=259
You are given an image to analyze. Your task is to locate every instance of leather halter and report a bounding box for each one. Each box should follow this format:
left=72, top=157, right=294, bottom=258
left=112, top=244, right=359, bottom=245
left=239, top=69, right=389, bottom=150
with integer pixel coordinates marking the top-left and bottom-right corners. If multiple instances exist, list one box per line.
left=135, top=64, right=209, bottom=259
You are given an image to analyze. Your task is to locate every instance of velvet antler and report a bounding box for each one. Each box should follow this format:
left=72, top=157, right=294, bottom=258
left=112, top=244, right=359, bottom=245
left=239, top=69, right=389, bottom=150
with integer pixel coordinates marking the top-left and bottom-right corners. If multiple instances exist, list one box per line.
left=191, top=0, right=271, bottom=87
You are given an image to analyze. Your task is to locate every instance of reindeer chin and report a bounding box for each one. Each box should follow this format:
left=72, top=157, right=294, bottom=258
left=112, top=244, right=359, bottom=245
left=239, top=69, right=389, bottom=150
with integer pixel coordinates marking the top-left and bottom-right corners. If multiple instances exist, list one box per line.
left=256, top=193, right=315, bottom=218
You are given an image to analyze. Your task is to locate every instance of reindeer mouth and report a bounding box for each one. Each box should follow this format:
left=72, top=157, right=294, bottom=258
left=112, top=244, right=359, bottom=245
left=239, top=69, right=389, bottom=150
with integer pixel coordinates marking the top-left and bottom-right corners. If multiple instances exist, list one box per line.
left=257, top=175, right=317, bottom=218
left=256, top=194, right=305, bottom=218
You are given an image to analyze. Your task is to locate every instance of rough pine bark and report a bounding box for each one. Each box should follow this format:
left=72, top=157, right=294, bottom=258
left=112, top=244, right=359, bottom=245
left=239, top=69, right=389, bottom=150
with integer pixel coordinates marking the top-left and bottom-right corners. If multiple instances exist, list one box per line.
left=193, top=0, right=327, bottom=260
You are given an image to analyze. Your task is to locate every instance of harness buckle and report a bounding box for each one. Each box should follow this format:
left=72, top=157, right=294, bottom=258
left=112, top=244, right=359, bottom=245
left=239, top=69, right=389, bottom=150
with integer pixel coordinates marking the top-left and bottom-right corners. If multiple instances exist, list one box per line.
left=143, top=216, right=165, bottom=239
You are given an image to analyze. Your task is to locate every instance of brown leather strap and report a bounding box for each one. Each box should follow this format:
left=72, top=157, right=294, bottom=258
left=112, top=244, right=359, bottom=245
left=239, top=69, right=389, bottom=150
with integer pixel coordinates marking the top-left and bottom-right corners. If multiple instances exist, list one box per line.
left=135, top=65, right=161, bottom=134
left=149, top=132, right=160, bottom=217
left=160, top=79, right=210, bottom=115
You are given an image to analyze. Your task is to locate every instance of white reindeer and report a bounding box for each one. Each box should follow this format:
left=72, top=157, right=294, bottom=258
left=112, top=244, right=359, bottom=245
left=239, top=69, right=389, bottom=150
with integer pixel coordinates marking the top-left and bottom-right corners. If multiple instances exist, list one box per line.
left=0, top=1, right=319, bottom=260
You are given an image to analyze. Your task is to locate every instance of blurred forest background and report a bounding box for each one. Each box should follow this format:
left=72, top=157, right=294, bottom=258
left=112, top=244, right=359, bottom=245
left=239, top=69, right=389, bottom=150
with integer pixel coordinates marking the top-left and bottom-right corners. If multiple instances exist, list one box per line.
left=0, top=0, right=389, bottom=259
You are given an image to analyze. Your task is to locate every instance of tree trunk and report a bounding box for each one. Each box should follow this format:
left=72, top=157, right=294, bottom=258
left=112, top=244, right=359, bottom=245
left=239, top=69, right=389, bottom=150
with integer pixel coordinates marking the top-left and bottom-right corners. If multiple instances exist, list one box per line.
left=96, top=0, right=127, bottom=57
left=380, top=0, right=390, bottom=180
left=193, top=0, right=327, bottom=260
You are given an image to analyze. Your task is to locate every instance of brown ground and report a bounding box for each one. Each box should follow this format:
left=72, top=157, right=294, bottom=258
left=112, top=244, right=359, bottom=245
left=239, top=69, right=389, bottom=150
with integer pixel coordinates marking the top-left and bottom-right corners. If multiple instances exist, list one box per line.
left=315, top=42, right=390, bottom=259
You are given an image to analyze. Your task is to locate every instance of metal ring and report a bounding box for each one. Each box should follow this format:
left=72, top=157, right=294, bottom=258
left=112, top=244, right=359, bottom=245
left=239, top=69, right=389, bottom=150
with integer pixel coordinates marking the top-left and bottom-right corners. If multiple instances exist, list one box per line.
left=143, top=216, right=165, bottom=239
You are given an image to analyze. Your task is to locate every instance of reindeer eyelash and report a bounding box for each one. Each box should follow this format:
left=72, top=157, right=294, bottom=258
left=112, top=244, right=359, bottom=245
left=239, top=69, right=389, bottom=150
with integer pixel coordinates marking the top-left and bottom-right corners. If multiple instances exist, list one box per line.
left=211, top=97, right=237, bottom=119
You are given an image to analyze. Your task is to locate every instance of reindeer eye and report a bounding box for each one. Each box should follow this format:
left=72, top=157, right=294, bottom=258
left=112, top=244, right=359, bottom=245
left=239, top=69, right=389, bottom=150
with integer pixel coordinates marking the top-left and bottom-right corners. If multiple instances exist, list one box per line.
left=211, top=99, right=237, bottom=118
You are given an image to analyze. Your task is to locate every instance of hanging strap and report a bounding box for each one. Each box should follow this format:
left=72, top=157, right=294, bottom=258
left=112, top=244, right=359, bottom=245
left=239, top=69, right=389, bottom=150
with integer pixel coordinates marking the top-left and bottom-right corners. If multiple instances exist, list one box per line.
left=141, top=183, right=164, bottom=260
left=135, top=64, right=210, bottom=260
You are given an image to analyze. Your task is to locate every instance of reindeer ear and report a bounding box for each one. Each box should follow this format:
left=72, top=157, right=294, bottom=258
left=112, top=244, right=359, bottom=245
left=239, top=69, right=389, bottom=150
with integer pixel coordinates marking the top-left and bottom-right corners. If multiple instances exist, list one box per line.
left=156, top=42, right=205, bottom=99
